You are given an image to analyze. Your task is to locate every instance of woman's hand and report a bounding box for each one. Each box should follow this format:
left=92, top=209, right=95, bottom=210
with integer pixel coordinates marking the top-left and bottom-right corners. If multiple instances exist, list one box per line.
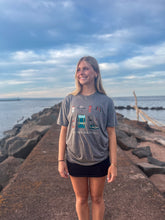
left=58, top=161, right=69, bottom=179
left=107, top=164, right=117, bottom=183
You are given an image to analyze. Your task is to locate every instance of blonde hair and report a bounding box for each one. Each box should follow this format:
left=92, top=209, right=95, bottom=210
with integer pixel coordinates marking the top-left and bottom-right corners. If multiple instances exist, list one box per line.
left=71, top=56, right=106, bottom=96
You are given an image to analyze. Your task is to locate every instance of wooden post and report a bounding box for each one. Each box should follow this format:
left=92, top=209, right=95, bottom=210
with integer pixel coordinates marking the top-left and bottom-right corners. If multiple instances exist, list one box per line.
left=133, top=91, right=139, bottom=121
left=132, top=91, right=165, bottom=132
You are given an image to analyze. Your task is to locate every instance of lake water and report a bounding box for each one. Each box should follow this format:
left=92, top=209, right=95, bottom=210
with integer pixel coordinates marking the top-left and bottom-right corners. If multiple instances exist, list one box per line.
left=113, top=96, right=165, bottom=126
left=0, top=98, right=63, bottom=139
left=0, top=96, right=165, bottom=139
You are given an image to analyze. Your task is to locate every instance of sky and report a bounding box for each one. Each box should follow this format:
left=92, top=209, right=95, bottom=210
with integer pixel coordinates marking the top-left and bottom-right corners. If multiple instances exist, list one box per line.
left=0, top=0, right=165, bottom=98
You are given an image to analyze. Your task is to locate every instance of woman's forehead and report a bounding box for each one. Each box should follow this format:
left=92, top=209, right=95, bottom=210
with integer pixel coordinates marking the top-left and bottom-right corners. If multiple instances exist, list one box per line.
left=78, top=60, right=90, bottom=67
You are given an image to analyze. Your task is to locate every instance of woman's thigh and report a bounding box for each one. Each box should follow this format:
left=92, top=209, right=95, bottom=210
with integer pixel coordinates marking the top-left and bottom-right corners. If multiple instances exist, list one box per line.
left=70, top=176, right=89, bottom=199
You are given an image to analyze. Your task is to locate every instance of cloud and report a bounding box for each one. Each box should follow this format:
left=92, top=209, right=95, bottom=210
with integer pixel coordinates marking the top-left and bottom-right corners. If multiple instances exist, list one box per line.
left=94, top=29, right=132, bottom=40
left=0, top=0, right=165, bottom=97
left=121, top=42, right=165, bottom=70
left=16, top=69, right=40, bottom=77
left=12, top=50, right=41, bottom=61
left=100, top=63, right=119, bottom=77
left=0, top=0, right=75, bottom=22
left=2, top=46, right=91, bottom=66
left=0, top=80, right=33, bottom=86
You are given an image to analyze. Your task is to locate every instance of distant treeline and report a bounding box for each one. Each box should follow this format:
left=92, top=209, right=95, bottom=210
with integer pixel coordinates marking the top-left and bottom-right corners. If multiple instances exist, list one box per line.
left=115, top=105, right=165, bottom=110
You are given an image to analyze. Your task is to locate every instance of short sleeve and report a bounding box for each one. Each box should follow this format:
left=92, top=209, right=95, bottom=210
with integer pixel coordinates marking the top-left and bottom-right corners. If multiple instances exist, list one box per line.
left=106, top=98, right=117, bottom=127
left=57, top=95, right=71, bottom=126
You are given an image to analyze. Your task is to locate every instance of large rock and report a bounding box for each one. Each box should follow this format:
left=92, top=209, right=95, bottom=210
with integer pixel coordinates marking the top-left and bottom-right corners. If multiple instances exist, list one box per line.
left=2, top=127, right=50, bottom=159
left=137, top=162, right=165, bottom=177
left=132, top=146, right=152, bottom=158
left=0, top=156, right=24, bottom=189
left=9, top=136, right=40, bottom=159
left=3, top=124, right=22, bottom=138
left=116, top=128, right=138, bottom=150
left=0, top=154, right=8, bottom=163
left=148, top=156, right=165, bottom=167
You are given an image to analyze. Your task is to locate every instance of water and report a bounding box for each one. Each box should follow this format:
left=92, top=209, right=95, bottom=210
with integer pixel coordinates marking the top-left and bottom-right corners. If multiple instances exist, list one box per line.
left=0, top=98, right=63, bottom=139
left=112, top=96, right=165, bottom=126
left=0, top=96, right=165, bottom=139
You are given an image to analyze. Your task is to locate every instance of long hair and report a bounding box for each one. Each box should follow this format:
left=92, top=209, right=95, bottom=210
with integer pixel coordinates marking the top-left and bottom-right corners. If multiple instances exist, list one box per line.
left=71, top=56, right=106, bottom=96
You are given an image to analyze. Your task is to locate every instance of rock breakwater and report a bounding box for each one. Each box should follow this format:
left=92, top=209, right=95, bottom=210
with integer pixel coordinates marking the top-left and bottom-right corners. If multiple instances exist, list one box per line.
left=0, top=102, right=61, bottom=191
left=0, top=102, right=165, bottom=195
left=115, top=105, right=165, bottom=110
left=116, top=113, right=165, bottom=195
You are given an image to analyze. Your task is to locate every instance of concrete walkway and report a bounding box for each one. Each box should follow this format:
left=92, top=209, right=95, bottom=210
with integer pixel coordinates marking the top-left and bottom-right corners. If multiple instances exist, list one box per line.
left=0, top=124, right=165, bottom=220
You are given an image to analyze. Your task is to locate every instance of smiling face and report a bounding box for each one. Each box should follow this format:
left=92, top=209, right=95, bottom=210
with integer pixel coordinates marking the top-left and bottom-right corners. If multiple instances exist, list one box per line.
left=76, top=60, right=98, bottom=87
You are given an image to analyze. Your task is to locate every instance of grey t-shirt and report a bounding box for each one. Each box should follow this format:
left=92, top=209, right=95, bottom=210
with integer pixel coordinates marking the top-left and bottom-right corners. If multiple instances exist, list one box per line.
left=57, top=92, right=117, bottom=166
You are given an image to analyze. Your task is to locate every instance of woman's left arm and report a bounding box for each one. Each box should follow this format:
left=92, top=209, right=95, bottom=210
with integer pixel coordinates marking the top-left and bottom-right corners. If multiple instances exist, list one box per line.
left=107, top=127, right=117, bottom=183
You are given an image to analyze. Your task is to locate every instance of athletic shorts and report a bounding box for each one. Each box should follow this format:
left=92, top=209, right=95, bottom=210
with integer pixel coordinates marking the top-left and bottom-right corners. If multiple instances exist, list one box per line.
left=67, top=157, right=110, bottom=177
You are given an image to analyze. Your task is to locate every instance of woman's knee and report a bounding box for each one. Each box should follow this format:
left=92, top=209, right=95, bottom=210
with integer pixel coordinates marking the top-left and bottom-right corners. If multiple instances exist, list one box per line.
left=91, top=195, right=104, bottom=205
left=76, top=195, right=88, bottom=205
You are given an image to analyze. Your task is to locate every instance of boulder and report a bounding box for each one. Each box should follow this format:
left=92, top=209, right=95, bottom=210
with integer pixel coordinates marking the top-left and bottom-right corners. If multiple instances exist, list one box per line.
left=4, top=136, right=27, bottom=156
left=3, top=124, right=22, bottom=138
left=148, top=156, right=165, bottom=167
left=5, top=127, right=50, bottom=159
left=132, top=146, right=152, bottom=158
left=0, top=156, right=24, bottom=188
left=0, top=154, right=8, bottom=163
left=137, top=162, right=165, bottom=177
left=116, top=128, right=137, bottom=150
left=9, top=136, right=40, bottom=159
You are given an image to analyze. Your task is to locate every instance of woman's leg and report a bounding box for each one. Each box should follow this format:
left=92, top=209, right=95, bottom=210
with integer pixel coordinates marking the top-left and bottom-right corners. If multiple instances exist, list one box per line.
left=89, top=176, right=106, bottom=220
left=70, top=176, right=90, bottom=220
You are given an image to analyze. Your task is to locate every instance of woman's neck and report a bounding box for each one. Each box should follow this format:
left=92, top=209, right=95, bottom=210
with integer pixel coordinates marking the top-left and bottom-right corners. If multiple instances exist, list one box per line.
left=81, top=86, right=96, bottom=96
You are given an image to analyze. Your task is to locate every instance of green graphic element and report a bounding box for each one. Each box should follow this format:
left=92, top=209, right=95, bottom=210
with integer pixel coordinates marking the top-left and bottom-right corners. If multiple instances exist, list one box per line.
left=77, top=115, right=86, bottom=128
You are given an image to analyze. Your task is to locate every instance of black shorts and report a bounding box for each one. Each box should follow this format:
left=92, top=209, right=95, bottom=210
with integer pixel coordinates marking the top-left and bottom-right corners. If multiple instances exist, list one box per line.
left=67, top=157, right=110, bottom=177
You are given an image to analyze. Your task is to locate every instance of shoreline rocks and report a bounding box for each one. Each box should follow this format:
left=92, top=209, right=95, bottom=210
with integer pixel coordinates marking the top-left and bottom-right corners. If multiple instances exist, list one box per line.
left=116, top=113, right=165, bottom=195
left=0, top=102, right=61, bottom=192
left=0, top=102, right=61, bottom=161
left=115, top=105, right=165, bottom=110
left=132, top=146, right=152, bottom=158
left=137, top=163, right=165, bottom=177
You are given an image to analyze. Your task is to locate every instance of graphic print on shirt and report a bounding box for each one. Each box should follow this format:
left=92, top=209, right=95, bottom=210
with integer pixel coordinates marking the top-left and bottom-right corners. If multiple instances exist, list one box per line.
left=77, top=115, right=86, bottom=128
left=72, top=106, right=75, bottom=113
left=78, top=105, right=86, bottom=111
left=73, top=105, right=102, bottom=130
left=88, top=116, right=99, bottom=130
left=96, top=106, right=102, bottom=112
left=88, top=105, right=92, bottom=113
left=71, top=119, right=76, bottom=128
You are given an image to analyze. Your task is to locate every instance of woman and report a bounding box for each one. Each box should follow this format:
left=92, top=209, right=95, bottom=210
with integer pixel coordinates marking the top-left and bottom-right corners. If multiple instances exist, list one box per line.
left=57, top=56, right=117, bottom=220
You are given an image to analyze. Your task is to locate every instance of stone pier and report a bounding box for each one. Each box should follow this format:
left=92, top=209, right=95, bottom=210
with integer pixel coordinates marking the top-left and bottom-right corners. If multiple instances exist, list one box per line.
left=0, top=124, right=164, bottom=220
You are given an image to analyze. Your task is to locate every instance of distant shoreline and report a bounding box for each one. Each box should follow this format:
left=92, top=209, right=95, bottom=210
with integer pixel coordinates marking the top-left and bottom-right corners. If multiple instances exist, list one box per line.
left=115, top=105, right=165, bottom=110
left=0, top=98, right=21, bottom=102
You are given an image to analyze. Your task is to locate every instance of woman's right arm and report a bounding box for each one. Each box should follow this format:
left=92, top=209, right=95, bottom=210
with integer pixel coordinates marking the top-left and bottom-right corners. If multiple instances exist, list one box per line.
left=58, top=125, right=69, bottom=178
